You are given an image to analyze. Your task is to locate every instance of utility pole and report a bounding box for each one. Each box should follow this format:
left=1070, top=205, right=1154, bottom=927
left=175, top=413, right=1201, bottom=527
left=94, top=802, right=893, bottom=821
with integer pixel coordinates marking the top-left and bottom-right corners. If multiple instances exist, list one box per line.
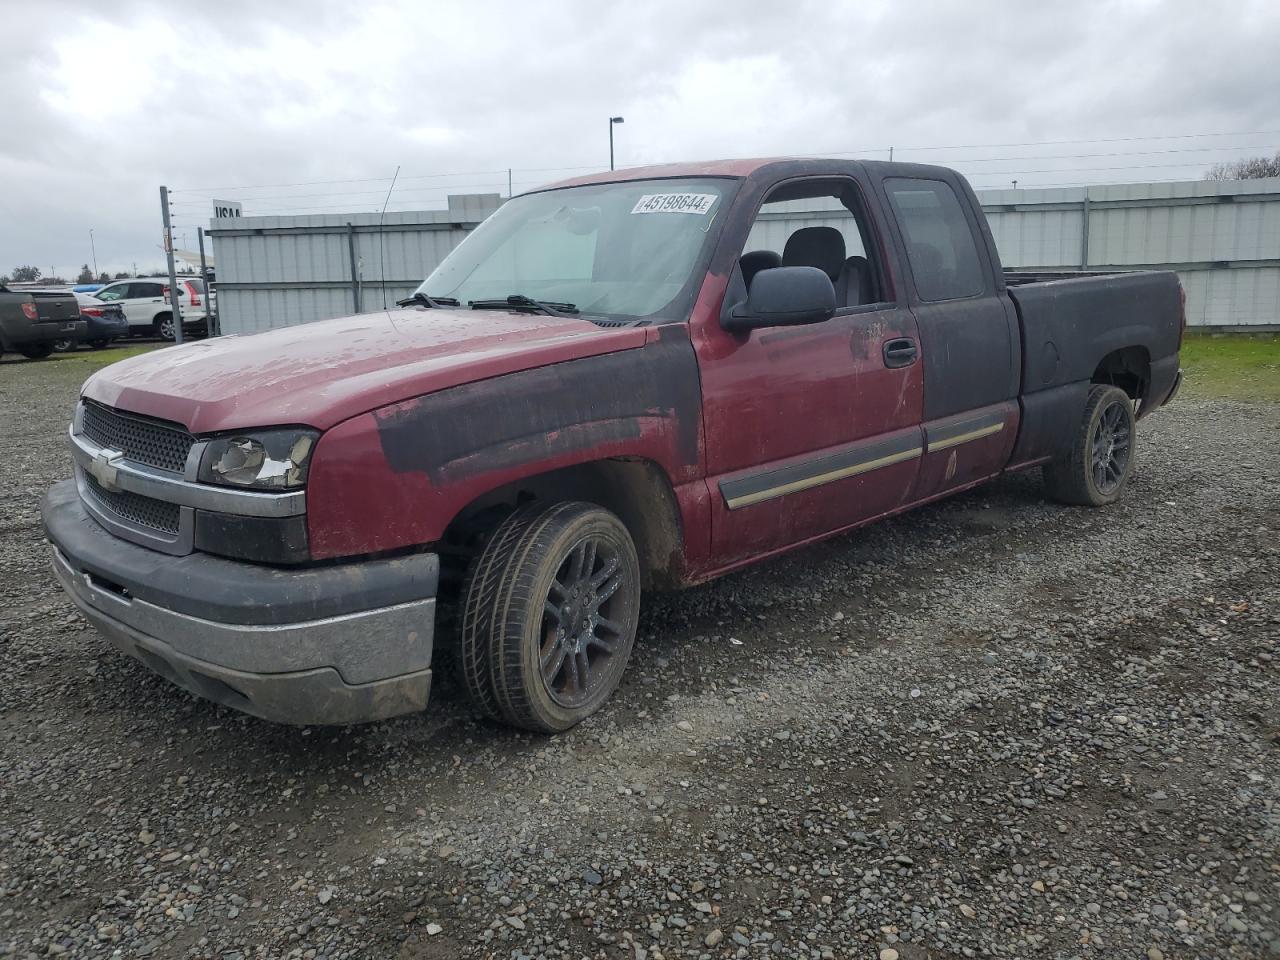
left=159, top=185, right=185, bottom=344
left=89, top=228, right=98, bottom=277
left=508, top=168, right=513, bottom=198
left=197, top=226, right=215, bottom=336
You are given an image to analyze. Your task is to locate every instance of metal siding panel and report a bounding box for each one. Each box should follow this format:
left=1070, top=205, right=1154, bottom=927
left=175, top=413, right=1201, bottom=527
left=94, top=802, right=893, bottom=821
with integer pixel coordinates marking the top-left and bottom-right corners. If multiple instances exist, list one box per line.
left=207, top=184, right=1280, bottom=333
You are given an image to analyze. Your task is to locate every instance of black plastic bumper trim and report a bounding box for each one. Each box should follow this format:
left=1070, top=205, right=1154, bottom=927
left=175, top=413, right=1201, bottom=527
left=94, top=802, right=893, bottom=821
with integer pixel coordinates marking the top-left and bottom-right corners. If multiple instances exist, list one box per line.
left=42, top=479, right=438, bottom=626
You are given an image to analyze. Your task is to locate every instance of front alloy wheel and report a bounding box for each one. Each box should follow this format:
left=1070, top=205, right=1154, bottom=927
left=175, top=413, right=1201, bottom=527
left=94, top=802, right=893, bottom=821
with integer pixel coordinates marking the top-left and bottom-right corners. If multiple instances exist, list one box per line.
left=540, top=535, right=630, bottom=709
left=460, top=501, right=640, bottom=732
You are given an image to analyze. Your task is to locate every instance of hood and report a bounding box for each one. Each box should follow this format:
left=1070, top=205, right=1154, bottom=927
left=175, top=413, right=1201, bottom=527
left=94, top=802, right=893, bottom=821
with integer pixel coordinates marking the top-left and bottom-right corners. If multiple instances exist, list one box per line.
left=82, top=308, right=649, bottom=434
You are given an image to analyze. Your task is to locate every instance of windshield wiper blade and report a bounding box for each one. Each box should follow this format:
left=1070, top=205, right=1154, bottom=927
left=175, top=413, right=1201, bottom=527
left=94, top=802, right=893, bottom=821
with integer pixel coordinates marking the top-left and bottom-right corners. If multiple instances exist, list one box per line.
left=468, top=294, right=579, bottom=317
left=395, top=292, right=460, bottom=308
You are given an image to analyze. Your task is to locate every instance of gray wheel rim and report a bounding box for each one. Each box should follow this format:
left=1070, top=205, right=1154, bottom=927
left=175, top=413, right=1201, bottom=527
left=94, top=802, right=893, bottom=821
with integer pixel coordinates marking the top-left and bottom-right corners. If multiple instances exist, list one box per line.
left=539, top=535, right=627, bottom=708
left=1091, top=399, right=1131, bottom=495
left=160, top=318, right=174, bottom=339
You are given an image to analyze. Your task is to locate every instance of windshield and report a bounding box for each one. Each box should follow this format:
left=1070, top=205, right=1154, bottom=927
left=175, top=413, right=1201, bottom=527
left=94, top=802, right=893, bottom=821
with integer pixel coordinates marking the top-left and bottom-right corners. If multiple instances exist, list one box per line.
left=415, top=178, right=735, bottom=322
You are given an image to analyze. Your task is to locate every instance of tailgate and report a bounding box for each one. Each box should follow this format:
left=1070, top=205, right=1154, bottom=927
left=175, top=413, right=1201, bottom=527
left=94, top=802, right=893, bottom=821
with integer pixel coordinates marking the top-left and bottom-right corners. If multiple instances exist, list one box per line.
left=30, top=291, right=80, bottom=323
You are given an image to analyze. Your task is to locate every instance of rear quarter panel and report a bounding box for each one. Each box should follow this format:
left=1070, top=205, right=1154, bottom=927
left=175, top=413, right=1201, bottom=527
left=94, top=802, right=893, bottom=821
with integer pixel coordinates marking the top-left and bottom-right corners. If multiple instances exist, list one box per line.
left=1010, top=271, right=1182, bottom=394
left=1007, top=270, right=1182, bottom=466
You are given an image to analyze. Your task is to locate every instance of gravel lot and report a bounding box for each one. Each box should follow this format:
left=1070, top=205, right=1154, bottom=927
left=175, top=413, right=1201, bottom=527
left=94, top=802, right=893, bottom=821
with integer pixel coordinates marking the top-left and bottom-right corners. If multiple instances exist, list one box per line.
left=1, top=356, right=1277, bottom=960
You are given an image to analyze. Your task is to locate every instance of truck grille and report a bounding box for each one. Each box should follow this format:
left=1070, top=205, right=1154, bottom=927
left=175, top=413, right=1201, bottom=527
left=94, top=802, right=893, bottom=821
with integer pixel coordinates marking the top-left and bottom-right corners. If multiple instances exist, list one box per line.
left=81, top=400, right=195, bottom=474
left=81, top=474, right=182, bottom=536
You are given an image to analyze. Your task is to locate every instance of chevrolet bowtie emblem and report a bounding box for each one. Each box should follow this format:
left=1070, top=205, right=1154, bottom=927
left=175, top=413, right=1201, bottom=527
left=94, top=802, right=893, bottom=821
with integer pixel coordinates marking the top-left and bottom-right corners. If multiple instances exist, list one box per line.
left=88, top=449, right=124, bottom=493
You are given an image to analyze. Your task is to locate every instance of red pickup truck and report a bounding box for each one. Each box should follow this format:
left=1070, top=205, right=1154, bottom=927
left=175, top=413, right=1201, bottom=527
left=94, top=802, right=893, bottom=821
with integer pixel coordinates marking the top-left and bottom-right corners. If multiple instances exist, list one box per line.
left=43, top=159, right=1183, bottom=731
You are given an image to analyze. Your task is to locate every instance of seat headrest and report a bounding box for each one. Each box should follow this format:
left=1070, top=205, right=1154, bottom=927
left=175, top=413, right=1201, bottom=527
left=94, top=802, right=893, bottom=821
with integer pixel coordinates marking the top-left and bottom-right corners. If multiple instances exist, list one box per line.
left=783, top=227, right=847, bottom=281
left=739, top=250, right=782, bottom=289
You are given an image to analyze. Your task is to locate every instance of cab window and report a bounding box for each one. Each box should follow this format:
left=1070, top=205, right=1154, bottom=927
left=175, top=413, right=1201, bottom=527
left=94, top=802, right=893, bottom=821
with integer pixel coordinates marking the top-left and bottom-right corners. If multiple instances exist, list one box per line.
left=885, top=178, right=985, bottom=302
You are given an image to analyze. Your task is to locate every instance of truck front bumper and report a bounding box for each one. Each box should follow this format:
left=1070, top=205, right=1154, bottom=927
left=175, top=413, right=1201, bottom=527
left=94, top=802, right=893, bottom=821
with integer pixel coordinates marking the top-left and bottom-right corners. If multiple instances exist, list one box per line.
left=42, top=479, right=437, bottom=725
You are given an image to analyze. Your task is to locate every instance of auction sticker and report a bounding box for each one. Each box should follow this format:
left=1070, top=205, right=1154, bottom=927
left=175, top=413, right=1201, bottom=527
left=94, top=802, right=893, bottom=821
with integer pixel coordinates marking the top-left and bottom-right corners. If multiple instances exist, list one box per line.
left=631, top=193, right=718, bottom=215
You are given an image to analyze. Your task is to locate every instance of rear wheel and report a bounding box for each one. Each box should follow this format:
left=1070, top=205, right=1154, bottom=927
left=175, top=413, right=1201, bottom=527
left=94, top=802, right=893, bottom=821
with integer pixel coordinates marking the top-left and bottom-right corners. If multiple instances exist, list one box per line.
left=1044, top=384, right=1136, bottom=506
left=17, top=343, right=55, bottom=360
left=52, top=338, right=76, bottom=352
left=154, top=314, right=175, bottom=341
left=459, top=501, right=640, bottom=732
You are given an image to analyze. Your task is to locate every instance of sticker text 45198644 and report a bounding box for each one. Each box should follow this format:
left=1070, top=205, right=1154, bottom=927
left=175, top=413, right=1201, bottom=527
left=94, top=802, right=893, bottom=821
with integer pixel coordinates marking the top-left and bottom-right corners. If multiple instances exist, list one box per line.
left=631, top=193, right=718, bottom=215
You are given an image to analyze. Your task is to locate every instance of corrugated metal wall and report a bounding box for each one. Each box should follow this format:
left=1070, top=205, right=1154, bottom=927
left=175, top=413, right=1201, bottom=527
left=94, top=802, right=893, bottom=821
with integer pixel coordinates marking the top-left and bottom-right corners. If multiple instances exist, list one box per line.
left=979, top=177, right=1280, bottom=328
left=209, top=178, right=1280, bottom=333
left=208, top=194, right=502, bottom=334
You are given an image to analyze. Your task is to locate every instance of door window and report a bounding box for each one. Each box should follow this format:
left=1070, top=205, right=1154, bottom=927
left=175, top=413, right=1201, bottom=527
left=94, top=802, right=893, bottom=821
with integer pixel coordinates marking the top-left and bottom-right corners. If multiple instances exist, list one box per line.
left=131, top=282, right=165, bottom=299
left=885, top=178, right=985, bottom=302
left=740, top=178, right=885, bottom=308
left=95, top=284, right=127, bottom=301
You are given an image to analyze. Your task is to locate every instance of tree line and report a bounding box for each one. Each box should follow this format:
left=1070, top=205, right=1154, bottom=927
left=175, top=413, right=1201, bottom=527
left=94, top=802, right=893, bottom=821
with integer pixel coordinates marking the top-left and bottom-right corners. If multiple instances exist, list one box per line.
left=2, top=265, right=148, bottom=286
left=1204, top=151, right=1280, bottom=181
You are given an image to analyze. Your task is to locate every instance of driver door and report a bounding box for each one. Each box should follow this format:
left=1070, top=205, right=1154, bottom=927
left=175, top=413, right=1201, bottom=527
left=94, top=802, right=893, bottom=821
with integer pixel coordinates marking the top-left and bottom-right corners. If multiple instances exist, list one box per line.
left=692, top=176, right=924, bottom=567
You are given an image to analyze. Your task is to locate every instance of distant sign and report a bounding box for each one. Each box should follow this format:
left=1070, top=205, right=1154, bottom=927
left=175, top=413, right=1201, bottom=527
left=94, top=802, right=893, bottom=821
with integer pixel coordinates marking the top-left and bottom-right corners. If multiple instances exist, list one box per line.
left=212, top=199, right=243, bottom=219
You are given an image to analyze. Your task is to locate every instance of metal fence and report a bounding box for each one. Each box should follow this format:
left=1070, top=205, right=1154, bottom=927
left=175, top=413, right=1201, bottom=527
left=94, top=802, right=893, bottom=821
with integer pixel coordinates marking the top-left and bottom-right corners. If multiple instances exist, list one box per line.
left=980, top=177, right=1280, bottom=329
left=209, top=176, right=1280, bottom=334
left=208, top=194, right=502, bottom=334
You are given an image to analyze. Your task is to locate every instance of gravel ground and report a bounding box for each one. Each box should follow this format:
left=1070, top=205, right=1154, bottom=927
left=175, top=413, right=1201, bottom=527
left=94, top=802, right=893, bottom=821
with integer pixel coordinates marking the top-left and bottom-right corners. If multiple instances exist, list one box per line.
left=1, top=357, right=1277, bottom=960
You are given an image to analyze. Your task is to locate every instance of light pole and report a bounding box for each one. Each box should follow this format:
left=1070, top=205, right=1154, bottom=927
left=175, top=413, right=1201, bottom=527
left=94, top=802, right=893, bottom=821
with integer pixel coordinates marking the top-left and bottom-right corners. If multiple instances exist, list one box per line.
left=609, top=116, right=624, bottom=170
left=89, top=228, right=97, bottom=277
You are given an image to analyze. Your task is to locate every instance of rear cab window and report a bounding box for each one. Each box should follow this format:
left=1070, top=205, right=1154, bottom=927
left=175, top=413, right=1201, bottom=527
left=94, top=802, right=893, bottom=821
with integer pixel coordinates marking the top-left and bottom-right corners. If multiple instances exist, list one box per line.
left=885, top=178, right=985, bottom=302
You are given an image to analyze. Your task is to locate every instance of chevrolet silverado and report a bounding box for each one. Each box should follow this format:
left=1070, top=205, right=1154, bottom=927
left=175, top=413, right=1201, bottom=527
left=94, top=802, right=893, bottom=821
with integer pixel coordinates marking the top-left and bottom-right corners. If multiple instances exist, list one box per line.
left=42, top=159, right=1183, bottom=731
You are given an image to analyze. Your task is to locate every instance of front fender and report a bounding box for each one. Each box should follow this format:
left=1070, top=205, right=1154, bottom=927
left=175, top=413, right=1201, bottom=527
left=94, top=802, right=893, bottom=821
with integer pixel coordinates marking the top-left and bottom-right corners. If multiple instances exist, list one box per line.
left=305, top=326, right=704, bottom=560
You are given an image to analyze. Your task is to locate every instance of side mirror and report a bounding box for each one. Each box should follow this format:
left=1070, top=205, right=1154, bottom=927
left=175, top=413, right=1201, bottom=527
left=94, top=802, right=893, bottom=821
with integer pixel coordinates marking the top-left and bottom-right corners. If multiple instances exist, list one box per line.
left=723, top=266, right=836, bottom=332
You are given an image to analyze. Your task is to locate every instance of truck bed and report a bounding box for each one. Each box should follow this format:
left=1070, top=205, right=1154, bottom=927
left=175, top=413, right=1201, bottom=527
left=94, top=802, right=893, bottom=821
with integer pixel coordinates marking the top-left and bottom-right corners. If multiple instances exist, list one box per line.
left=1003, top=269, right=1183, bottom=466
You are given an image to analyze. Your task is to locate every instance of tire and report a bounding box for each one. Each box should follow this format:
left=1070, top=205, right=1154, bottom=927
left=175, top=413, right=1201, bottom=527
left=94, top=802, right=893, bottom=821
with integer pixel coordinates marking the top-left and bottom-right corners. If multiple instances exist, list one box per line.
left=17, top=343, right=55, bottom=360
left=459, top=501, right=641, bottom=733
left=52, top=338, right=76, bottom=353
left=1044, top=384, right=1136, bottom=507
left=154, top=314, right=175, bottom=341
left=88, top=338, right=111, bottom=349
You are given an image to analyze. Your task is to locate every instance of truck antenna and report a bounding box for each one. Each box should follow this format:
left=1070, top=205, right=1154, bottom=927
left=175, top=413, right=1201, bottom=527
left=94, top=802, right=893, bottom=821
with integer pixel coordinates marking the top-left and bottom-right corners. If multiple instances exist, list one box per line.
left=378, top=165, right=401, bottom=310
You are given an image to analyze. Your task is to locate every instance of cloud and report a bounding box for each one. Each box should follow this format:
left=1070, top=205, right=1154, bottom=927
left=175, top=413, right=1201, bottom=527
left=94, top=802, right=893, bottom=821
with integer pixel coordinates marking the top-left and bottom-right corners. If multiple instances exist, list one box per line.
left=2, top=0, right=1278, bottom=277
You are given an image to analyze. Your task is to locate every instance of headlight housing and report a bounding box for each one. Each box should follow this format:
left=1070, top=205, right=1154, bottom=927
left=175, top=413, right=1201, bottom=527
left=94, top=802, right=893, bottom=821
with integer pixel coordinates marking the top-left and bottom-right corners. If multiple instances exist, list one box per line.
left=198, top=429, right=318, bottom=490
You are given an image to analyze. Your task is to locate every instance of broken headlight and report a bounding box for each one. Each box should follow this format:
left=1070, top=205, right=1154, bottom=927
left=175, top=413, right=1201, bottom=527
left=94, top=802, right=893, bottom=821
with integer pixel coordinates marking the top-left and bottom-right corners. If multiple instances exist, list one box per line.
left=198, top=429, right=318, bottom=490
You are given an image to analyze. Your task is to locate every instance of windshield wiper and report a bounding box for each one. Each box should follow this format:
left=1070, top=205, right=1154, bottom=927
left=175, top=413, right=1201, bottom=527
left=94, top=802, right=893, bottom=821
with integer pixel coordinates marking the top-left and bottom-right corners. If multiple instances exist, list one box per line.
left=395, top=292, right=460, bottom=308
left=468, top=294, right=579, bottom=317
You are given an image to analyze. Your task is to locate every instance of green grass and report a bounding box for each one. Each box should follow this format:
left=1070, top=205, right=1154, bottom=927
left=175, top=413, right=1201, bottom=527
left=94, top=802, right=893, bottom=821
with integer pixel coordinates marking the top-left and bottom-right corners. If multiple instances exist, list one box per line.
left=48, top=343, right=164, bottom=366
left=1179, top=332, right=1280, bottom=402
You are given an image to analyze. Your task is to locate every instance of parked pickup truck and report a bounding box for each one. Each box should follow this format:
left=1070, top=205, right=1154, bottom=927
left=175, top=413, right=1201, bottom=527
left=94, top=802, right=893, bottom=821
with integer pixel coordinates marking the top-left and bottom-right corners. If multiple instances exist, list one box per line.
left=42, top=159, right=1183, bottom=730
left=1, top=285, right=86, bottom=360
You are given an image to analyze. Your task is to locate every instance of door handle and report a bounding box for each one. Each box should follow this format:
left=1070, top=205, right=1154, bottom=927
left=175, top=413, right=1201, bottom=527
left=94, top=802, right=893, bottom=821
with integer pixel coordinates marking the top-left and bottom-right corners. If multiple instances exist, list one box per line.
left=883, top=338, right=918, bottom=368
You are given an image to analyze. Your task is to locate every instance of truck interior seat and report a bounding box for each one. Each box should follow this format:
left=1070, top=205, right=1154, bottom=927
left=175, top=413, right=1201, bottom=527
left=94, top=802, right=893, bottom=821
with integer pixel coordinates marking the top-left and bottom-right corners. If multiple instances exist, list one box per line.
left=739, top=250, right=782, bottom=290
left=844, top=255, right=875, bottom=306
left=783, top=226, right=850, bottom=305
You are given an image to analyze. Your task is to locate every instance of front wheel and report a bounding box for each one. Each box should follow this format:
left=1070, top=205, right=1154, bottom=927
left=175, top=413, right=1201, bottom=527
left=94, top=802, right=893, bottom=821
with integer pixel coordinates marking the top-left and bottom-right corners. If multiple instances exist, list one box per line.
left=88, top=338, right=111, bottom=349
left=1044, top=384, right=1136, bottom=506
left=154, top=314, right=175, bottom=341
left=52, top=338, right=76, bottom=353
left=459, top=501, right=641, bottom=733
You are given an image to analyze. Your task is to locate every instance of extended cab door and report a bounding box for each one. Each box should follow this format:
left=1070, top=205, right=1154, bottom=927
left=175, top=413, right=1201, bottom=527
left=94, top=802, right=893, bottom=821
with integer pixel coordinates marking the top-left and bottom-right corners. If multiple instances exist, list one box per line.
left=692, top=174, right=925, bottom=567
left=875, top=174, right=1021, bottom=501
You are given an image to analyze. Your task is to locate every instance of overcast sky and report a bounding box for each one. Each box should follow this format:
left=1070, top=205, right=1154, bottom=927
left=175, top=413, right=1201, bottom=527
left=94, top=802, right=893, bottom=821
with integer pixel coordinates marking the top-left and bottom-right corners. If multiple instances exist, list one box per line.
left=2, top=0, right=1277, bottom=279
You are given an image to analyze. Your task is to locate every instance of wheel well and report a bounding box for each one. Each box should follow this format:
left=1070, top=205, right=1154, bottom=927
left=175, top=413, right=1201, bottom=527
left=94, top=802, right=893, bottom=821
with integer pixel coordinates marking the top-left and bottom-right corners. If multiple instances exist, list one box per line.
left=439, top=459, right=685, bottom=591
left=1092, top=346, right=1150, bottom=405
